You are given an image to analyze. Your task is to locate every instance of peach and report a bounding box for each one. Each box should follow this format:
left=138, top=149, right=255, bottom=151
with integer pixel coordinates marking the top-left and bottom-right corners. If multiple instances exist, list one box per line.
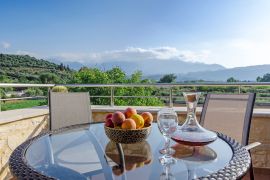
left=121, top=119, right=136, bottom=130
left=112, top=111, right=125, bottom=126
left=131, top=114, right=144, bottom=129
left=141, top=112, right=153, bottom=126
left=105, top=118, right=114, bottom=128
left=124, top=107, right=137, bottom=118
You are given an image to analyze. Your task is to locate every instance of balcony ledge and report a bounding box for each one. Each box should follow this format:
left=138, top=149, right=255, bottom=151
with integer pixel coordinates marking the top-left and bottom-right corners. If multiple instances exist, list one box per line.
left=0, top=105, right=270, bottom=125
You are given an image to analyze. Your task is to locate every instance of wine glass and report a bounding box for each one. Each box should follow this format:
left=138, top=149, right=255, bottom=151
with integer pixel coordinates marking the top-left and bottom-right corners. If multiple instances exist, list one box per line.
left=157, top=108, right=178, bottom=165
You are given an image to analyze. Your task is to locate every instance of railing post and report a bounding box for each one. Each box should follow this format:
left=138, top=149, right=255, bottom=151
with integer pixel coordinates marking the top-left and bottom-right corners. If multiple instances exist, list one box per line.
left=47, top=87, right=51, bottom=106
left=238, top=85, right=241, bottom=94
left=169, top=87, right=173, bottom=107
left=110, top=87, right=114, bottom=106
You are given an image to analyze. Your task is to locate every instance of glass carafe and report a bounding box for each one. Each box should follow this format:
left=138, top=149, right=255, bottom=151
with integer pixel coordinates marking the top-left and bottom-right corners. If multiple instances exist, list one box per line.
left=171, top=92, right=217, bottom=146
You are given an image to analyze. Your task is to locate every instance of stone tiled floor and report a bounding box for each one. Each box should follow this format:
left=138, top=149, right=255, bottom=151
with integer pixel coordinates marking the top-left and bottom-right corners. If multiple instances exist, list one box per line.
left=242, top=168, right=270, bottom=180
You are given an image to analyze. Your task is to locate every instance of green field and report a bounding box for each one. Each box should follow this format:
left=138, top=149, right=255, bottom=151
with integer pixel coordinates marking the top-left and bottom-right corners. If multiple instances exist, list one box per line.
left=0, top=99, right=47, bottom=111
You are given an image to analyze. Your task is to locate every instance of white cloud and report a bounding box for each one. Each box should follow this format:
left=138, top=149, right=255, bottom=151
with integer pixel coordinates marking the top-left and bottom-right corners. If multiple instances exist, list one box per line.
left=1, top=41, right=11, bottom=49
left=199, top=38, right=270, bottom=68
left=55, top=47, right=212, bottom=64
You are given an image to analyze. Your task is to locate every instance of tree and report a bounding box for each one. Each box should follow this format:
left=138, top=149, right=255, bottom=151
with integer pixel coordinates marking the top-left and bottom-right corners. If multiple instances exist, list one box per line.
left=0, top=54, right=71, bottom=83
left=129, top=71, right=142, bottom=83
left=159, top=74, right=177, bottom=83
left=72, top=67, right=163, bottom=106
left=106, top=67, right=126, bottom=83
left=39, top=73, right=59, bottom=84
left=25, top=88, right=43, bottom=96
left=59, top=63, right=65, bottom=71
left=257, top=73, right=270, bottom=82
left=227, top=77, right=239, bottom=82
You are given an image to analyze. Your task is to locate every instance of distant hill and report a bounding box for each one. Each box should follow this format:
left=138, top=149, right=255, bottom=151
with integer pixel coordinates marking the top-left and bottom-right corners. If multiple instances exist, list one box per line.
left=2, top=54, right=269, bottom=82
left=51, top=59, right=225, bottom=75
left=179, top=65, right=270, bottom=81
left=145, top=65, right=270, bottom=81
left=51, top=58, right=270, bottom=81
left=0, top=54, right=72, bottom=83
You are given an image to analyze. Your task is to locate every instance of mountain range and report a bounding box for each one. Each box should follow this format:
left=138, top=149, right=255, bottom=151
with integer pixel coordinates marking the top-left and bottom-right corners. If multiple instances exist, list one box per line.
left=50, top=59, right=225, bottom=74
left=50, top=59, right=270, bottom=81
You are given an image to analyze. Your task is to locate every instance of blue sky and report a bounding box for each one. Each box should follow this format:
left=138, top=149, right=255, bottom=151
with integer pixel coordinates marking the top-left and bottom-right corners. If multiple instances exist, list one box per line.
left=1, top=0, right=270, bottom=67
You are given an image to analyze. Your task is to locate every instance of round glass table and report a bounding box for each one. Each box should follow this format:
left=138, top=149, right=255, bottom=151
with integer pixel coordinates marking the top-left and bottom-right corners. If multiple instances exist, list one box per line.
left=9, top=123, right=251, bottom=180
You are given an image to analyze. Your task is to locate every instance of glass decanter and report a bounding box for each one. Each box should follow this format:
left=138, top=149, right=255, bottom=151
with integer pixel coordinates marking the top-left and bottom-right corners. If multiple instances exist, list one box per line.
left=171, top=92, right=217, bottom=146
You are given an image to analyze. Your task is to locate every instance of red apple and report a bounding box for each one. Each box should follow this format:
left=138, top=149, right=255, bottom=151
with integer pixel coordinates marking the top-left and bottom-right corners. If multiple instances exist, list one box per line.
left=112, top=111, right=125, bottom=126
left=105, top=118, right=114, bottom=128
left=105, top=113, right=113, bottom=120
left=124, top=107, right=137, bottom=118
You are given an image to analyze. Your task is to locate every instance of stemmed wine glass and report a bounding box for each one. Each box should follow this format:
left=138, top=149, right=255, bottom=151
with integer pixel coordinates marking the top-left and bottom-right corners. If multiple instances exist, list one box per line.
left=157, top=108, right=178, bottom=165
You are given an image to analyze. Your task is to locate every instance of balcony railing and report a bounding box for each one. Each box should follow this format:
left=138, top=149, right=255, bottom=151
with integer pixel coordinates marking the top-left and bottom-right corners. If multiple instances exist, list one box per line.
left=1, top=82, right=270, bottom=111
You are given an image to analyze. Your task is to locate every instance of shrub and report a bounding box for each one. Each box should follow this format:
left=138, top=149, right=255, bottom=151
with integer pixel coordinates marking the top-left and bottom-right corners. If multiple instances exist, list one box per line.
left=51, top=86, right=68, bottom=93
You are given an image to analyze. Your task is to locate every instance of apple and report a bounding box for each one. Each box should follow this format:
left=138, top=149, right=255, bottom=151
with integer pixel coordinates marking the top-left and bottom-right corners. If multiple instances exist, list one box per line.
left=105, top=118, right=114, bottom=128
left=105, top=113, right=113, bottom=120
left=112, top=111, right=125, bottom=126
left=124, top=107, right=137, bottom=118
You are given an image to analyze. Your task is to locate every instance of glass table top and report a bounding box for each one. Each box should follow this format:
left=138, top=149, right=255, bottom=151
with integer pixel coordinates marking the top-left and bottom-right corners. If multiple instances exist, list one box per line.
left=25, top=123, right=233, bottom=180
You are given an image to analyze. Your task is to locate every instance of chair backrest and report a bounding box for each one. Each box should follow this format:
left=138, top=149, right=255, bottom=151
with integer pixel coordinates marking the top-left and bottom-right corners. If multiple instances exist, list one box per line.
left=200, top=93, right=256, bottom=145
left=49, top=92, right=92, bottom=130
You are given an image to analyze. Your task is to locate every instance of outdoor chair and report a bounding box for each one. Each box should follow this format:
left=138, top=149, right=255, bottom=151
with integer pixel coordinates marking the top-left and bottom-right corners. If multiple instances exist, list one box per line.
left=200, top=93, right=260, bottom=180
left=49, top=92, right=92, bottom=130
left=48, top=92, right=112, bottom=179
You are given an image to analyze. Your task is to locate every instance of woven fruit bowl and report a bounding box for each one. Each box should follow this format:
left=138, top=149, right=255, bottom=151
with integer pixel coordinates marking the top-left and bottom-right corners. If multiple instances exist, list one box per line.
left=104, top=125, right=152, bottom=144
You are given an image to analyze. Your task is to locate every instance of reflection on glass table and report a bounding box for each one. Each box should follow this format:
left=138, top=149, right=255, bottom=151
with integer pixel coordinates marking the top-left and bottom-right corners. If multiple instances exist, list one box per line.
left=172, top=141, right=229, bottom=179
left=105, top=141, right=152, bottom=176
left=159, top=161, right=176, bottom=180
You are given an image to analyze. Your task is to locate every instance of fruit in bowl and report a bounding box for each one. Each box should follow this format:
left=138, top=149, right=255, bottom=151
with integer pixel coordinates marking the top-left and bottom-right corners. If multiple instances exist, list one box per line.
left=104, top=107, right=154, bottom=143
left=121, top=119, right=136, bottom=130
left=104, top=113, right=114, bottom=128
left=112, top=111, right=125, bottom=126
left=124, top=107, right=137, bottom=118
left=130, top=114, right=144, bottom=129
left=141, top=112, right=153, bottom=127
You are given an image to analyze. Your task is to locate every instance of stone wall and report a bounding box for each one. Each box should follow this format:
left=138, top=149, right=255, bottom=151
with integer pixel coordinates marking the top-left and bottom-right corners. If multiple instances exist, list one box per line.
left=249, top=116, right=270, bottom=168
left=0, top=106, right=270, bottom=179
left=0, top=115, right=48, bottom=180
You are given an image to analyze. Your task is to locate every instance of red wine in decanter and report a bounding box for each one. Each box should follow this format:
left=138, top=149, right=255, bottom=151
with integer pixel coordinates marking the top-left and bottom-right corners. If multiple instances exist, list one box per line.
left=171, top=136, right=215, bottom=146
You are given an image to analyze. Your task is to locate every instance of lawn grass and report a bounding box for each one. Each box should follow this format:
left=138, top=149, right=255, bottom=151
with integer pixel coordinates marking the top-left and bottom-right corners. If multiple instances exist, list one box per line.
left=0, top=99, right=47, bottom=111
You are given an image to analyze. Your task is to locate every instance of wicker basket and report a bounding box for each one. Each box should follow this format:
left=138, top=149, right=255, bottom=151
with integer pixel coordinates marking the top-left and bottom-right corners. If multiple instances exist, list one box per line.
left=104, top=125, right=152, bottom=144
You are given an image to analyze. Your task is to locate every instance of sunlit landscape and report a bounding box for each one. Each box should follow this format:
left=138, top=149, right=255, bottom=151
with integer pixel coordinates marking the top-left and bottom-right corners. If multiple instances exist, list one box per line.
left=1, top=1, right=270, bottom=180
